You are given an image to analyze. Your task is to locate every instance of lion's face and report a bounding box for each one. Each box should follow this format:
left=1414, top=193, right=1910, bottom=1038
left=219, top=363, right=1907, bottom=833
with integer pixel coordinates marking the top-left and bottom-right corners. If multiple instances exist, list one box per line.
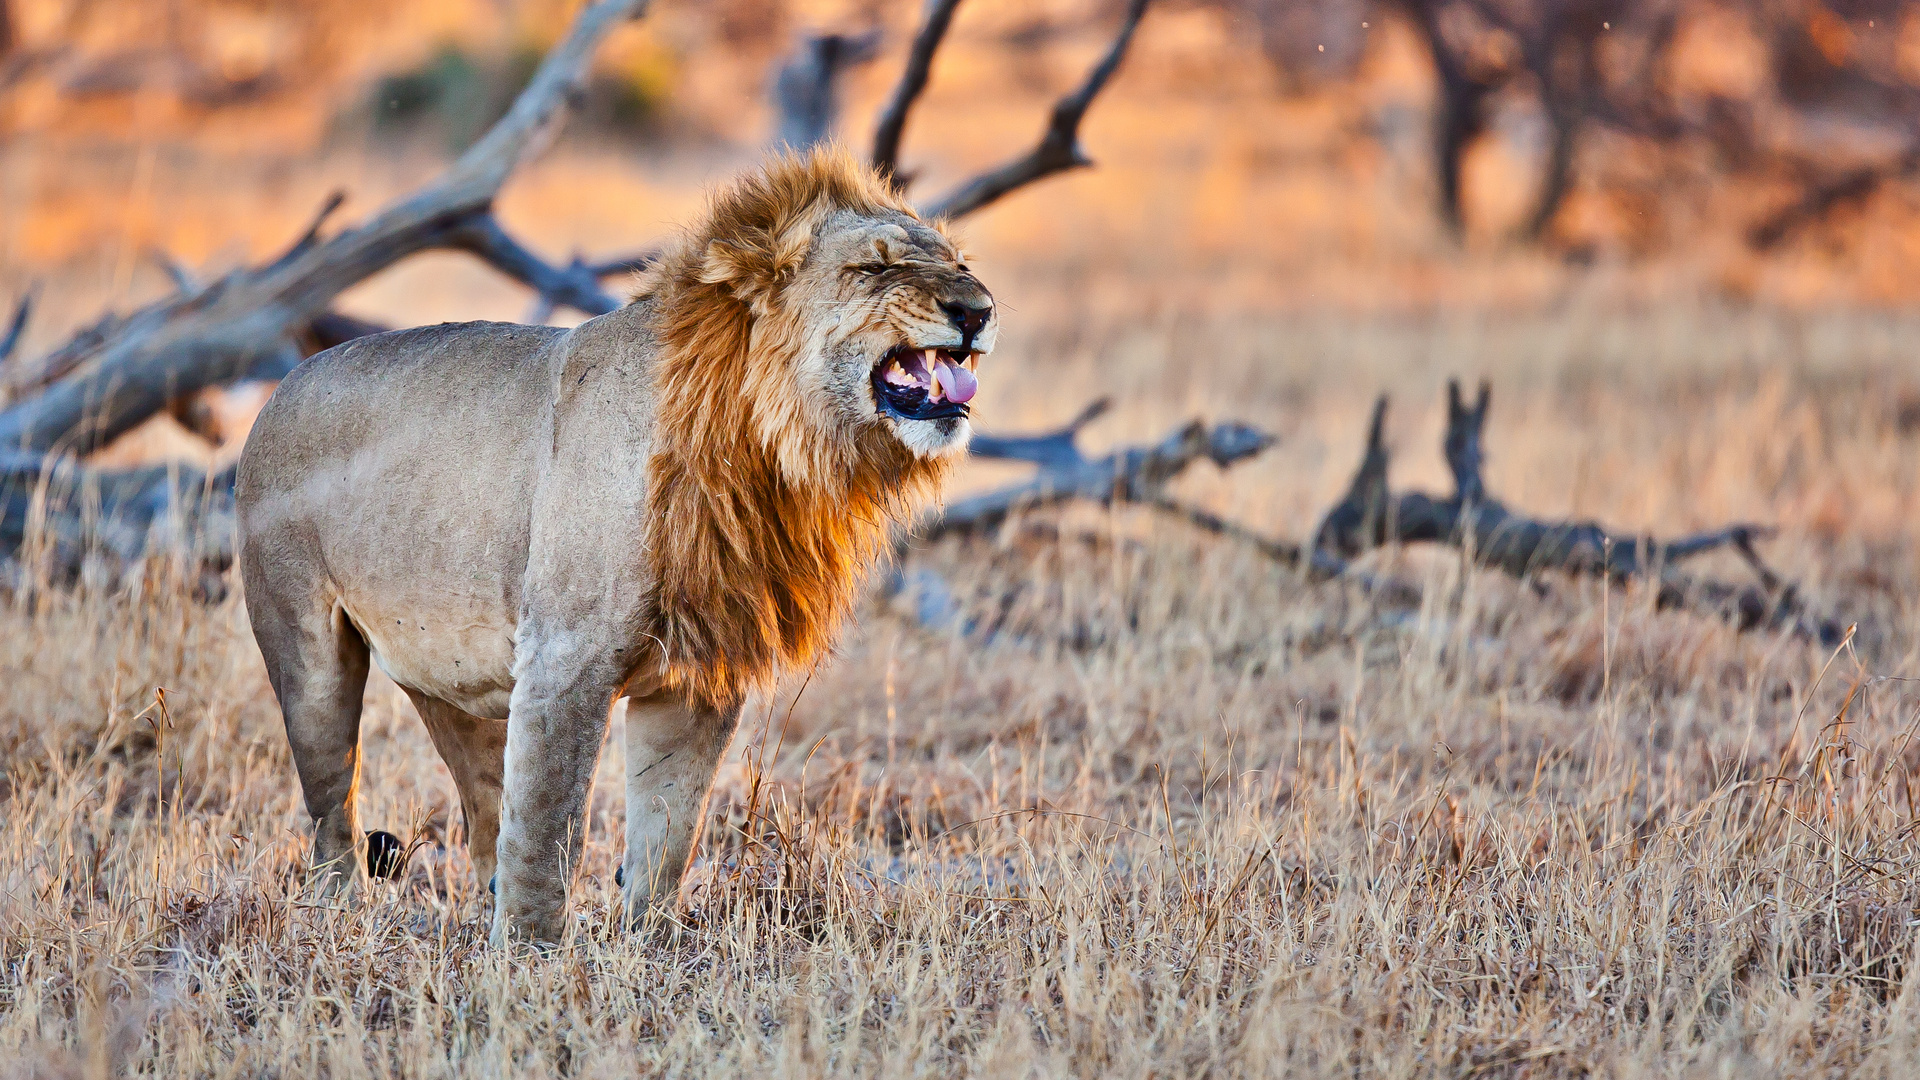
left=791, top=209, right=997, bottom=460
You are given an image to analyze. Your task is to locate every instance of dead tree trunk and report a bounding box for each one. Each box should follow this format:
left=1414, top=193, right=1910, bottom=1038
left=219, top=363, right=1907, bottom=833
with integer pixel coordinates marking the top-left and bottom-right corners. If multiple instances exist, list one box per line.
left=1401, top=0, right=1504, bottom=237
left=772, top=30, right=882, bottom=150
left=1523, top=6, right=1601, bottom=240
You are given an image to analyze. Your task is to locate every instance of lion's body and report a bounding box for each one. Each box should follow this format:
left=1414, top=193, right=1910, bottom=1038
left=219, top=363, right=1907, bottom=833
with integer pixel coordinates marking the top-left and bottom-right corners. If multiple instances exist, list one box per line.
left=237, top=148, right=996, bottom=945
left=241, top=321, right=562, bottom=720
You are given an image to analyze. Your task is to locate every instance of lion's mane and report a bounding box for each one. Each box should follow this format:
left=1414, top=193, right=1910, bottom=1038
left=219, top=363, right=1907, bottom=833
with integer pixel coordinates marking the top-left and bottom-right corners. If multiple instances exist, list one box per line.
left=634, top=147, right=952, bottom=709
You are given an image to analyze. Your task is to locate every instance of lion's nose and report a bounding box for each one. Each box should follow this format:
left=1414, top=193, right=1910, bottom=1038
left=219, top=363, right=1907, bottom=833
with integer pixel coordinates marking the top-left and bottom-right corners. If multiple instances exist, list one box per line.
left=940, top=300, right=992, bottom=346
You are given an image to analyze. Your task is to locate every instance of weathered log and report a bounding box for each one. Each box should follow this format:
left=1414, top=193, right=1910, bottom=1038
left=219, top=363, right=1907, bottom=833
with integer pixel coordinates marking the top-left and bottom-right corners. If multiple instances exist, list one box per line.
left=0, top=0, right=658, bottom=581
left=939, top=401, right=1361, bottom=582
left=926, top=404, right=1273, bottom=541
left=884, top=399, right=1278, bottom=635
left=1310, top=379, right=1846, bottom=643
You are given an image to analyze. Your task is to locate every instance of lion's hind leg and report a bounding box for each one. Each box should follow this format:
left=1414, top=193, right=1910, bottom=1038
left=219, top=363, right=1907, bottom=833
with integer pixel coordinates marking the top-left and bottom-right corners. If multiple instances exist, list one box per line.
left=407, top=692, right=508, bottom=894
left=245, top=589, right=372, bottom=894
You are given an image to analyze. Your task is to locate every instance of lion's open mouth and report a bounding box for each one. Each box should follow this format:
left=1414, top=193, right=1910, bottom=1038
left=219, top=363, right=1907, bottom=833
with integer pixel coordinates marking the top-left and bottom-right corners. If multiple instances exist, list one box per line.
left=872, top=345, right=979, bottom=421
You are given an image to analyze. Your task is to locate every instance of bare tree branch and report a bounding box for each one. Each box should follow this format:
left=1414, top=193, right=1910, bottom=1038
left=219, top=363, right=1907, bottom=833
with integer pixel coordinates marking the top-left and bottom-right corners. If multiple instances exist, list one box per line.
left=871, top=0, right=966, bottom=187
left=1140, top=494, right=1307, bottom=565
left=147, top=249, right=199, bottom=294
left=921, top=0, right=1150, bottom=220
left=880, top=401, right=1273, bottom=630
left=442, top=215, right=622, bottom=317
left=963, top=395, right=1109, bottom=468
left=586, top=251, right=659, bottom=277
left=0, top=291, right=29, bottom=366
left=302, top=311, right=391, bottom=355
left=0, top=0, right=650, bottom=457
left=1749, top=146, right=1920, bottom=250
left=925, top=404, right=1272, bottom=541
left=263, top=190, right=347, bottom=276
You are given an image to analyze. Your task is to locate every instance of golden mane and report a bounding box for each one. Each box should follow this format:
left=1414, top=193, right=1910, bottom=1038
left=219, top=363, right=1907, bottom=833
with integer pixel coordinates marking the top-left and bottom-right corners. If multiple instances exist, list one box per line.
left=634, top=147, right=952, bottom=709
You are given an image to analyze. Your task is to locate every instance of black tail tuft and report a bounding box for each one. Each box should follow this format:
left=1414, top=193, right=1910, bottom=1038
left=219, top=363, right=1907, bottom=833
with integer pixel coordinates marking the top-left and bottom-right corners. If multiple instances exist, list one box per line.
left=366, top=830, right=406, bottom=879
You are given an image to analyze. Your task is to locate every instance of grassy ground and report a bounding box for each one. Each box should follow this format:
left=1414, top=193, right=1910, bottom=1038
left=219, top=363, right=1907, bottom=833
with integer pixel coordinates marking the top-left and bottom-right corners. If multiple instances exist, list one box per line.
left=2, top=300, right=1918, bottom=1077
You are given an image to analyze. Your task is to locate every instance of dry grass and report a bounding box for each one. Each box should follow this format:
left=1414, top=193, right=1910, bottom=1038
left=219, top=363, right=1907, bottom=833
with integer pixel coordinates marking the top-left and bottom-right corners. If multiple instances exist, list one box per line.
left=1, top=305, right=1918, bottom=1077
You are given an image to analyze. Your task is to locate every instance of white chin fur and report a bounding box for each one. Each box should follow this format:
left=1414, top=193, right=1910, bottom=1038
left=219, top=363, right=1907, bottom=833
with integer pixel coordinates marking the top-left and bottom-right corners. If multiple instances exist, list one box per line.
left=890, top=415, right=972, bottom=459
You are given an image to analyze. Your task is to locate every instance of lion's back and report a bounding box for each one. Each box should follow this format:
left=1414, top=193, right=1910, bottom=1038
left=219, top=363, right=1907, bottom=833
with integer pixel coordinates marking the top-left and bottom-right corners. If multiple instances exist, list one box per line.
left=242, top=322, right=561, bottom=487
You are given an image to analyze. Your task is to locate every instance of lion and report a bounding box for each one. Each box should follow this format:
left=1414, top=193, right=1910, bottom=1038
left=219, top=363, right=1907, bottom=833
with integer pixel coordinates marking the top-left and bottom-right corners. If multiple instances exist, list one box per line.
left=235, top=147, right=995, bottom=946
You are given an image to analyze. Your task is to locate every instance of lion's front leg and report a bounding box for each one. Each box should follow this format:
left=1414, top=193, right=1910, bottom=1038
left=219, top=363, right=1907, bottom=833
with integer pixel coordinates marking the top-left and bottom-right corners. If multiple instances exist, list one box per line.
left=491, top=641, right=621, bottom=948
left=621, top=689, right=741, bottom=929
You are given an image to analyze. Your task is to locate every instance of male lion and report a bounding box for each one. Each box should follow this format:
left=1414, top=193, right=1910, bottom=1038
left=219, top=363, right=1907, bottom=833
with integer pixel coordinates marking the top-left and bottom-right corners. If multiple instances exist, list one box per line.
left=236, top=148, right=995, bottom=946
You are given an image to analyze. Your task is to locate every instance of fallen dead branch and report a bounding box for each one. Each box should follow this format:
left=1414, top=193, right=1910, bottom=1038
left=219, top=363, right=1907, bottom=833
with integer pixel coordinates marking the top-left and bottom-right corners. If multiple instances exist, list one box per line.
left=1308, top=380, right=1846, bottom=644
left=927, top=397, right=1275, bottom=542
left=0, top=0, right=653, bottom=581
left=885, top=399, right=1280, bottom=630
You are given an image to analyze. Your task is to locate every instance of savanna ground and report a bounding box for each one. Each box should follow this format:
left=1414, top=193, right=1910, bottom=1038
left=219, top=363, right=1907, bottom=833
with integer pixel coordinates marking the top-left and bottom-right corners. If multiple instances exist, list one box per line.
left=5, top=1, right=1920, bottom=1076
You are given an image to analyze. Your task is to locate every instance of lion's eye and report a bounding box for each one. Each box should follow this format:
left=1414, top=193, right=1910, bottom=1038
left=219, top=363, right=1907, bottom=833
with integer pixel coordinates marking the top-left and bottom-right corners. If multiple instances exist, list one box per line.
left=851, top=262, right=888, bottom=276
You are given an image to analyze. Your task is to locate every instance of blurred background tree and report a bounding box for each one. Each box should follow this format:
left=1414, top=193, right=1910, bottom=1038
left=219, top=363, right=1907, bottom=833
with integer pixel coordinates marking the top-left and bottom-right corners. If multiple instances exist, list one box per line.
left=8, top=0, right=1920, bottom=318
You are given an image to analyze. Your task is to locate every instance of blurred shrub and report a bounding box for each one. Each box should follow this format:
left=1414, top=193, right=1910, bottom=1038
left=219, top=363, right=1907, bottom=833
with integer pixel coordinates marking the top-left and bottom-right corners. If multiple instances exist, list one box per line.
left=367, top=36, right=673, bottom=150
left=370, top=43, right=521, bottom=150
left=590, top=39, right=679, bottom=129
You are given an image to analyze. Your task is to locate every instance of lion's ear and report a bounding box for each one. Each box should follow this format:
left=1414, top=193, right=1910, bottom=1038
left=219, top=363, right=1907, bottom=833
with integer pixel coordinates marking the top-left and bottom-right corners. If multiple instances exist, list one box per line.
left=698, top=225, right=813, bottom=308
left=697, top=239, right=758, bottom=287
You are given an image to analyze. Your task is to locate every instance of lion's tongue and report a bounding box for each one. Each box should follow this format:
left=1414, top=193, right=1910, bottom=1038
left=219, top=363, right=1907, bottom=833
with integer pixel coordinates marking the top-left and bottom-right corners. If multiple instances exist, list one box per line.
left=932, top=358, right=978, bottom=404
